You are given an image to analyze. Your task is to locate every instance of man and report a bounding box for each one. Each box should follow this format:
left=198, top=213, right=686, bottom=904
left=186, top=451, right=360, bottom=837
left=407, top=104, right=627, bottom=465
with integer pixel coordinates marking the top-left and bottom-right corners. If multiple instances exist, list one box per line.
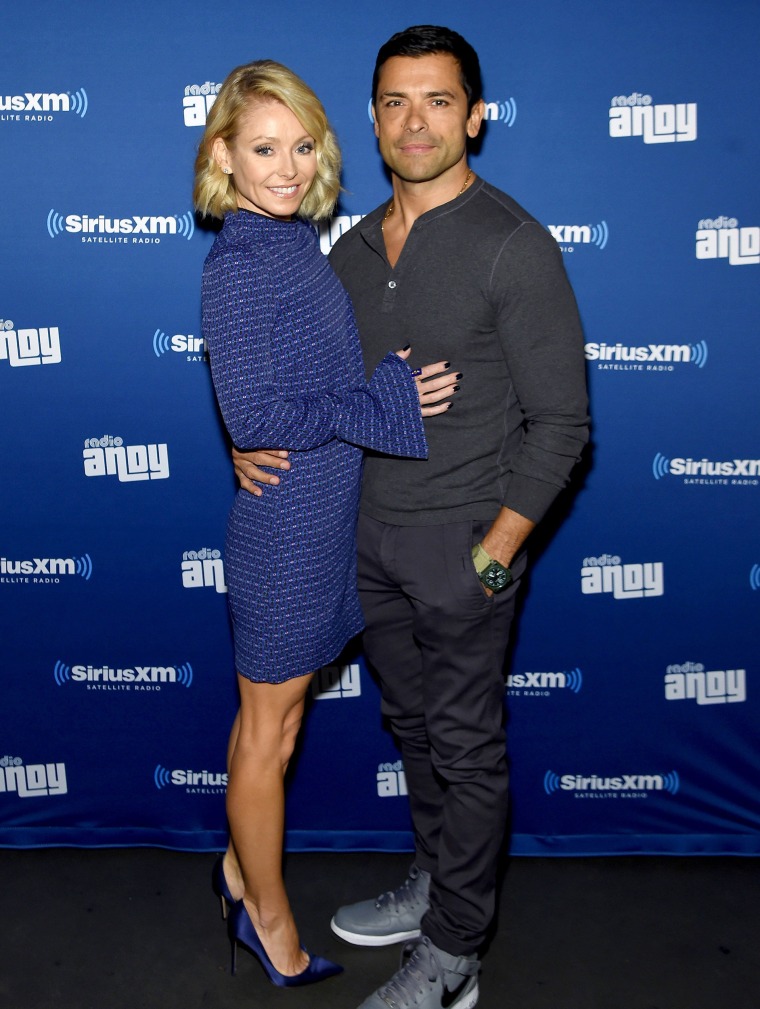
left=234, top=25, right=589, bottom=1009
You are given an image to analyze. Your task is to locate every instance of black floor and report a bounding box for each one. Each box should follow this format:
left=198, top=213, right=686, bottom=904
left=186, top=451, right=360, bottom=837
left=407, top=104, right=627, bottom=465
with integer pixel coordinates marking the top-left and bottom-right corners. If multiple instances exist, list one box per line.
left=1, top=849, right=758, bottom=1009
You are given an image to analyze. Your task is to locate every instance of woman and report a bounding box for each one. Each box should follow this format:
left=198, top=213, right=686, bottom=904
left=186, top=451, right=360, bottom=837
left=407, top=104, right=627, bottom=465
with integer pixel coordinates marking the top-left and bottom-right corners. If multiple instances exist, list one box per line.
left=193, top=61, right=455, bottom=988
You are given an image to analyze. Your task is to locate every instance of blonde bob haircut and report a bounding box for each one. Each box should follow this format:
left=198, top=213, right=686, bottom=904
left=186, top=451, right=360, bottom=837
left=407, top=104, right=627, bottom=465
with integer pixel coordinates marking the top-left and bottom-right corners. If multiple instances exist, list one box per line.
left=193, top=60, right=341, bottom=222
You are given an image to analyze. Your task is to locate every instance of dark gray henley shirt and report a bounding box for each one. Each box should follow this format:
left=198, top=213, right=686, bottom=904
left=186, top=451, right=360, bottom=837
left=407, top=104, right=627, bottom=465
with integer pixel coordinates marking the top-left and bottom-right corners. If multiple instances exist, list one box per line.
left=329, top=177, right=590, bottom=526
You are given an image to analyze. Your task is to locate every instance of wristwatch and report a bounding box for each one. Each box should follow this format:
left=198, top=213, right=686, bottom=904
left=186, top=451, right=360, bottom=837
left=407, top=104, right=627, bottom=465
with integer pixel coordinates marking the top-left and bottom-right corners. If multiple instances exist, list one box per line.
left=472, top=542, right=513, bottom=593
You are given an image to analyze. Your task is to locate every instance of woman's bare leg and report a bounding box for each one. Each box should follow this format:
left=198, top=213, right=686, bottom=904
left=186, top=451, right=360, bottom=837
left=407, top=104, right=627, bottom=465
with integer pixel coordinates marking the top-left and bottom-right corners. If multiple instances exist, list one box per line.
left=225, top=671, right=313, bottom=975
left=220, top=710, right=244, bottom=901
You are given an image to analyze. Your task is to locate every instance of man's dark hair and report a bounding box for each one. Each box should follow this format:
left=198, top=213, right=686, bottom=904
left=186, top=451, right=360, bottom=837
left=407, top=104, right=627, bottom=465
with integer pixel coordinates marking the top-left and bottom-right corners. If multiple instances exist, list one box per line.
left=372, top=25, right=483, bottom=112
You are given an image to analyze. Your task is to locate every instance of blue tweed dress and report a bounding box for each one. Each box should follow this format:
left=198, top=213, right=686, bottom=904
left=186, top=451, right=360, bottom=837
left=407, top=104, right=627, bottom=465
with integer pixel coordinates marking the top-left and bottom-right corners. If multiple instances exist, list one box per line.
left=202, top=209, right=427, bottom=682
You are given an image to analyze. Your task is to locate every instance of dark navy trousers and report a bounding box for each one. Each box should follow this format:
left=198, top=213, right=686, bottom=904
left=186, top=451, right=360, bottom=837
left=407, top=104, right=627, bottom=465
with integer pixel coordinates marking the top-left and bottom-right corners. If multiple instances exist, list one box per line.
left=357, top=512, right=525, bottom=956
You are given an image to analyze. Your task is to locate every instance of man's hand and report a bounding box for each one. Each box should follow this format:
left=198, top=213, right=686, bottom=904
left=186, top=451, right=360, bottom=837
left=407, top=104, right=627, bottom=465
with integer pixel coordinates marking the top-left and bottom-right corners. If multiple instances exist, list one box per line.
left=478, top=507, right=536, bottom=596
left=232, top=446, right=290, bottom=497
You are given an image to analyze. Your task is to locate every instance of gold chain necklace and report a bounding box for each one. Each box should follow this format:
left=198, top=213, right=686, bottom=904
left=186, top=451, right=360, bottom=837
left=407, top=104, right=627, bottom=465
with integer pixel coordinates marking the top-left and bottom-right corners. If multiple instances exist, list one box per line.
left=382, top=168, right=473, bottom=224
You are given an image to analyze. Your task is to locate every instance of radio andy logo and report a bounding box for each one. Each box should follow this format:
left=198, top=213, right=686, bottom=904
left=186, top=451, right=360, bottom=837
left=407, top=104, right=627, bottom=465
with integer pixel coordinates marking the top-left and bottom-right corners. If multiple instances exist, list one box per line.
left=0, top=755, right=67, bottom=797
left=182, top=81, right=222, bottom=127
left=312, top=663, right=361, bottom=699
left=182, top=548, right=227, bottom=594
left=377, top=760, right=407, bottom=798
left=83, top=435, right=169, bottom=483
left=696, top=217, right=759, bottom=267
left=609, top=92, right=696, bottom=143
left=664, top=662, right=746, bottom=706
left=581, top=554, right=664, bottom=600
left=1, top=318, right=61, bottom=367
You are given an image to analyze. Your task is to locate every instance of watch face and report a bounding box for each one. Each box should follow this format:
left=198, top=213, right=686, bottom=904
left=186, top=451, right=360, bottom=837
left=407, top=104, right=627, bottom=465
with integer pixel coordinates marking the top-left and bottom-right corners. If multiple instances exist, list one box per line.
left=484, top=562, right=512, bottom=591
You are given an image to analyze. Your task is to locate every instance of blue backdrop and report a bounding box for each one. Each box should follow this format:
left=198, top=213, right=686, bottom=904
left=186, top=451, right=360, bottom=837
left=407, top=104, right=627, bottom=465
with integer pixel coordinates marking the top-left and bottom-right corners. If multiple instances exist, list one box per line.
left=1, top=0, right=758, bottom=855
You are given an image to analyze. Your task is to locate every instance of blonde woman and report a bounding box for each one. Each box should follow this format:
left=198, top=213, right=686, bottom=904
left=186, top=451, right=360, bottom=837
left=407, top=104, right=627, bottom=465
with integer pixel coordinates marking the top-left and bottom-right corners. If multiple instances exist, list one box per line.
left=194, top=60, right=455, bottom=988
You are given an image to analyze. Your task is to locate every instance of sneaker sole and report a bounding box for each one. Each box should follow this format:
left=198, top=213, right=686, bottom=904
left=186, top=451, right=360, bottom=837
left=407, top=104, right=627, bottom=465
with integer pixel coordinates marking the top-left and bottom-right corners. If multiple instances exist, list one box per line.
left=449, top=981, right=479, bottom=1009
left=329, top=917, right=422, bottom=947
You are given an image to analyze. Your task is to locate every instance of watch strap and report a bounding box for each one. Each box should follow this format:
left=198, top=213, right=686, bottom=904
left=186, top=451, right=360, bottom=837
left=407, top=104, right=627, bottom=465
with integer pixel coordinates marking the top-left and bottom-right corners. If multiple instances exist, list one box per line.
left=471, top=541, right=494, bottom=574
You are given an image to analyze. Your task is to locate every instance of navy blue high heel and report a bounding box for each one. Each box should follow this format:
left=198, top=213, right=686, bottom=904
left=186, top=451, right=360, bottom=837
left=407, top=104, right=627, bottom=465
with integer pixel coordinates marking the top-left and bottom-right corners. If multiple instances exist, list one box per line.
left=211, top=855, right=236, bottom=920
left=228, top=899, right=343, bottom=987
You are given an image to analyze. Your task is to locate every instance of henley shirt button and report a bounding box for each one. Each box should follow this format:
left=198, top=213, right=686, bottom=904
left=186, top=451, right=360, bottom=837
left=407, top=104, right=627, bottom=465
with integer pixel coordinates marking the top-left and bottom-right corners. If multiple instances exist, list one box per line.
left=388, top=280, right=397, bottom=289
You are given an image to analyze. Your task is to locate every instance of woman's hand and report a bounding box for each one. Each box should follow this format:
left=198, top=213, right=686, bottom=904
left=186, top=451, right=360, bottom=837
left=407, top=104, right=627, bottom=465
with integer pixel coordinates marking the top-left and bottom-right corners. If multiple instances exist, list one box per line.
left=232, top=446, right=290, bottom=497
left=396, top=346, right=461, bottom=417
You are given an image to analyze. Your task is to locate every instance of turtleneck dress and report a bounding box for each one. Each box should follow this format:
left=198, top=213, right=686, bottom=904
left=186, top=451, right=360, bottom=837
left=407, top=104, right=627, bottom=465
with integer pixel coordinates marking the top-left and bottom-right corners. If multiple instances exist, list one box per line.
left=202, top=209, right=428, bottom=683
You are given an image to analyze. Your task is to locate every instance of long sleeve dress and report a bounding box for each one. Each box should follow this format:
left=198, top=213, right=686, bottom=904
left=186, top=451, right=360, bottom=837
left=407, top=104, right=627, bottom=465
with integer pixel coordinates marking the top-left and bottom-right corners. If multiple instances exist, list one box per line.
left=201, top=209, right=428, bottom=682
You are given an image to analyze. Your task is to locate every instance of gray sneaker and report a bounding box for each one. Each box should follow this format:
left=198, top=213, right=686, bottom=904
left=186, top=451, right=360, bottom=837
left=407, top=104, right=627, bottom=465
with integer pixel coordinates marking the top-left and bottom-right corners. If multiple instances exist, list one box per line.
left=331, top=864, right=431, bottom=946
left=356, top=936, right=479, bottom=1009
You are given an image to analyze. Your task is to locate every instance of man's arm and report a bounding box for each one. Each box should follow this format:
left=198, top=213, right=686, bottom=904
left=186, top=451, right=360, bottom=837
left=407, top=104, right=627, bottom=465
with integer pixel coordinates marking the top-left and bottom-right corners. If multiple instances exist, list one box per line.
left=482, top=506, right=535, bottom=568
left=490, top=221, right=590, bottom=525
left=474, top=221, right=589, bottom=591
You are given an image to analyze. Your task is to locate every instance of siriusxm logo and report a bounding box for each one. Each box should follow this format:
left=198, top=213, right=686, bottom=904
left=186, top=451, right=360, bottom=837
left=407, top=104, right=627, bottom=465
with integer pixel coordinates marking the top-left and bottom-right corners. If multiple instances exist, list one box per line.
left=751, top=565, right=760, bottom=591
left=653, top=453, right=760, bottom=486
left=507, top=668, right=583, bottom=696
left=482, top=97, right=517, bottom=126
left=544, top=769, right=680, bottom=796
left=54, top=660, right=193, bottom=690
left=182, top=548, right=227, bottom=593
left=154, top=764, right=227, bottom=792
left=0, top=89, right=88, bottom=121
left=664, top=662, right=746, bottom=705
left=548, top=221, right=608, bottom=252
left=152, top=328, right=207, bottom=361
left=0, top=553, right=92, bottom=584
left=0, top=755, right=67, bottom=797
left=47, top=211, right=194, bottom=244
left=695, top=217, right=759, bottom=267
left=609, top=93, right=697, bottom=143
left=317, top=215, right=365, bottom=255
left=585, top=340, right=707, bottom=371
left=581, top=555, right=664, bottom=600
left=377, top=760, right=407, bottom=798
left=182, top=82, right=222, bottom=127
left=312, top=663, right=362, bottom=699
left=83, top=435, right=169, bottom=482
left=0, top=319, right=61, bottom=367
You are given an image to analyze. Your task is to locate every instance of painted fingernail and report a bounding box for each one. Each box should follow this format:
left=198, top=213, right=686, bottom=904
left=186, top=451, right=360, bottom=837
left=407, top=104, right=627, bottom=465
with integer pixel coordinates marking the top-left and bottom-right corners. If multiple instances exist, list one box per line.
left=456, top=373, right=463, bottom=379
left=453, top=385, right=460, bottom=392
left=402, top=343, right=411, bottom=350
left=443, top=361, right=450, bottom=368
left=446, top=402, right=453, bottom=409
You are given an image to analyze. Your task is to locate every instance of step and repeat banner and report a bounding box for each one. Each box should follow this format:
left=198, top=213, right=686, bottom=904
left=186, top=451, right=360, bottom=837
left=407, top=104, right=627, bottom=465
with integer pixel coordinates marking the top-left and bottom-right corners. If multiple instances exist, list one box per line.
left=1, top=0, right=758, bottom=855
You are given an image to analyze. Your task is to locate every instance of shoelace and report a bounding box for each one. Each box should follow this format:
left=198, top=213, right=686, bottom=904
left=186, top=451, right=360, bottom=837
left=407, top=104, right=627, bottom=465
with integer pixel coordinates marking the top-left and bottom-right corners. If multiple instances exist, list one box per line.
left=376, top=871, right=424, bottom=911
left=379, top=940, right=439, bottom=1008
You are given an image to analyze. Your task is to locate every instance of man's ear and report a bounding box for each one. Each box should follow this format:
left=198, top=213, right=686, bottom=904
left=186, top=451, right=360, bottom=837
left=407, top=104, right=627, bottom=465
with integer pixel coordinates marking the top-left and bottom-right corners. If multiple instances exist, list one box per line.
left=371, top=104, right=380, bottom=139
left=466, top=99, right=486, bottom=139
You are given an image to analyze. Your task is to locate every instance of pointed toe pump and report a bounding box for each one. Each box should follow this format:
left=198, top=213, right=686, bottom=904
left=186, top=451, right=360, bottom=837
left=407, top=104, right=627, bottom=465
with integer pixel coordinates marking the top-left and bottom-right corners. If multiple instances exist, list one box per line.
left=228, top=899, right=343, bottom=987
